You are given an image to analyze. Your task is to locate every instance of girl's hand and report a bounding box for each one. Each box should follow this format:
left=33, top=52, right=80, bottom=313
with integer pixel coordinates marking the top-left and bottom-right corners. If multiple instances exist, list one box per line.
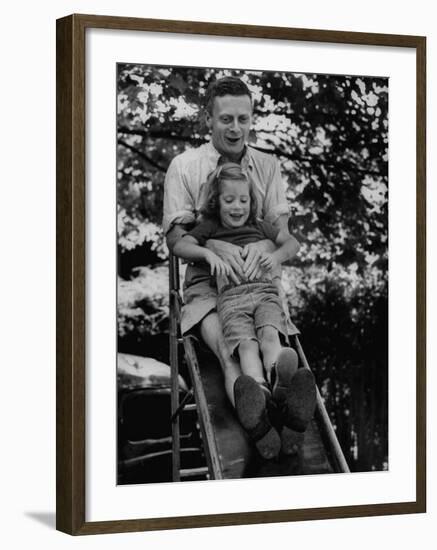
left=204, top=249, right=232, bottom=280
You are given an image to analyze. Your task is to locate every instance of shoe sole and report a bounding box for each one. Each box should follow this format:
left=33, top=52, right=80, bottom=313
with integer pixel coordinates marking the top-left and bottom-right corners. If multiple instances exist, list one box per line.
left=282, top=369, right=317, bottom=433
left=234, top=375, right=281, bottom=460
left=280, top=426, right=304, bottom=455
left=272, top=348, right=299, bottom=405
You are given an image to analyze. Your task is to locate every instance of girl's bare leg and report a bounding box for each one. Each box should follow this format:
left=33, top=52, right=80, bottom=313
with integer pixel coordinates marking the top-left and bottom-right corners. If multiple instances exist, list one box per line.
left=257, top=325, right=283, bottom=383
left=237, top=339, right=265, bottom=385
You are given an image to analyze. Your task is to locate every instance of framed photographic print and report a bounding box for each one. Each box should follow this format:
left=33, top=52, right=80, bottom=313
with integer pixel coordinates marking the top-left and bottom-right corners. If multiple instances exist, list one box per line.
left=56, top=14, right=426, bottom=535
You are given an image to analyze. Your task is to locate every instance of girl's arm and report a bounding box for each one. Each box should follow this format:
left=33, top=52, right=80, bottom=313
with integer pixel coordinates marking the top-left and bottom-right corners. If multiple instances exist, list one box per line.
left=173, top=235, right=232, bottom=280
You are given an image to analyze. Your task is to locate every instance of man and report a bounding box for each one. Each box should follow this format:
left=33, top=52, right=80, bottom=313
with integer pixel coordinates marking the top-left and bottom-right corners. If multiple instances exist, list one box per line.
left=163, top=76, right=299, bottom=405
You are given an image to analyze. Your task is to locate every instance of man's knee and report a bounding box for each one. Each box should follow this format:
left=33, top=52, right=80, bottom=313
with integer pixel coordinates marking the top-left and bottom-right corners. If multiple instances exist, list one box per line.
left=199, top=312, right=221, bottom=351
left=200, top=313, right=231, bottom=361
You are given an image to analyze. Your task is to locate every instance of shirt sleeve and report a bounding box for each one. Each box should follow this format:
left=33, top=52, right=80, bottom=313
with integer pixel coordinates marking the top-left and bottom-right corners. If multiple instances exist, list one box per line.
left=186, top=219, right=217, bottom=246
left=262, top=158, right=290, bottom=224
left=258, top=220, right=280, bottom=242
left=162, top=156, right=196, bottom=235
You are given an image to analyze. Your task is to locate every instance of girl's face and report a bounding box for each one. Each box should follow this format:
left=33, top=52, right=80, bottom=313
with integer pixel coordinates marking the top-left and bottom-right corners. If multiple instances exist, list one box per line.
left=218, top=178, right=251, bottom=229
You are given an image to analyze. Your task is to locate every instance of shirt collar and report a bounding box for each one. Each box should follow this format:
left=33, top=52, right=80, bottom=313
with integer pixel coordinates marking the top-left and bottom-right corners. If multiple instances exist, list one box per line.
left=205, top=140, right=254, bottom=170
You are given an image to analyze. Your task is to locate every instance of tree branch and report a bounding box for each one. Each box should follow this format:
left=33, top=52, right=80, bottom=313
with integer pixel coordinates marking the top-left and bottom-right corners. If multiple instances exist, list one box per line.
left=118, top=140, right=167, bottom=172
left=118, top=126, right=204, bottom=146
left=250, top=144, right=385, bottom=178
left=118, top=129, right=385, bottom=178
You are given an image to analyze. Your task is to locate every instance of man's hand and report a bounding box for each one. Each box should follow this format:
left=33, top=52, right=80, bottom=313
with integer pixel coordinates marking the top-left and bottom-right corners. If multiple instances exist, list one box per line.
left=204, top=249, right=232, bottom=281
left=241, top=240, right=276, bottom=280
left=258, top=252, right=281, bottom=273
left=206, top=239, right=244, bottom=285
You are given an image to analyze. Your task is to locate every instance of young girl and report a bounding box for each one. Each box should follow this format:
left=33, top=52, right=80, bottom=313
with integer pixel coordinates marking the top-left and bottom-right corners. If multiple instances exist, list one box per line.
left=173, top=163, right=316, bottom=460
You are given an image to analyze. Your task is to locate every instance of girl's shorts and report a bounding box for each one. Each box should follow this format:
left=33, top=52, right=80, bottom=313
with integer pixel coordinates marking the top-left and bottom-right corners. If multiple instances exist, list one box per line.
left=217, top=282, right=288, bottom=357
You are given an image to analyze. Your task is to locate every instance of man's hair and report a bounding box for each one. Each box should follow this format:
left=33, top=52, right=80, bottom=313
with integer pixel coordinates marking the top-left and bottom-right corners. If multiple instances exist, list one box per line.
left=201, top=162, right=258, bottom=224
left=204, top=76, right=252, bottom=114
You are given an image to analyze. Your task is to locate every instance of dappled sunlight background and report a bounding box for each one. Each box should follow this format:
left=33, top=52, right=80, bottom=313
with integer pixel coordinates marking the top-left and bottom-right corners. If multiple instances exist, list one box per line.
left=117, top=65, right=388, bottom=472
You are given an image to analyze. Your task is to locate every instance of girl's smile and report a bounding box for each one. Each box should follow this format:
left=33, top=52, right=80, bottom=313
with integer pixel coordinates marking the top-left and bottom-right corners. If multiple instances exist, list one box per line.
left=219, top=179, right=251, bottom=229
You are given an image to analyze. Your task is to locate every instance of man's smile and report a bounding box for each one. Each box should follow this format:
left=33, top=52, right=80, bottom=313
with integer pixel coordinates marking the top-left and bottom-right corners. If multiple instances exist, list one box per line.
left=225, top=136, right=242, bottom=144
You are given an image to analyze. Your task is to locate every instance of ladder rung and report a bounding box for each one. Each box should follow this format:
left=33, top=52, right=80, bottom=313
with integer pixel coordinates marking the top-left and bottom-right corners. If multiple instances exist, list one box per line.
left=184, top=403, right=197, bottom=413
left=171, top=388, right=195, bottom=422
left=180, top=467, right=209, bottom=479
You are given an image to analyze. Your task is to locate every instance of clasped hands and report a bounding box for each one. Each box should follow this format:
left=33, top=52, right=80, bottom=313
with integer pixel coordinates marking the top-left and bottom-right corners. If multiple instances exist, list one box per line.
left=204, top=239, right=278, bottom=285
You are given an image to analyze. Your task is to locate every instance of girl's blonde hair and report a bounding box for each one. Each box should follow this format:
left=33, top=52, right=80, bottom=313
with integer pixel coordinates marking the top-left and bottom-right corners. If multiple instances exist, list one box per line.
left=200, top=162, right=258, bottom=224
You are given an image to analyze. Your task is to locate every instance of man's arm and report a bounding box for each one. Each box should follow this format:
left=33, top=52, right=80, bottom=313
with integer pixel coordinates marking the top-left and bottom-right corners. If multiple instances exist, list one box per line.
left=258, top=227, right=300, bottom=272
left=242, top=155, right=291, bottom=269
left=162, top=156, right=196, bottom=238
left=271, top=213, right=291, bottom=234
left=274, top=229, right=300, bottom=264
left=272, top=214, right=300, bottom=266
left=167, top=224, right=241, bottom=284
left=166, top=224, right=188, bottom=253
left=241, top=213, right=290, bottom=279
left=173, top=234, right=231, bottom=280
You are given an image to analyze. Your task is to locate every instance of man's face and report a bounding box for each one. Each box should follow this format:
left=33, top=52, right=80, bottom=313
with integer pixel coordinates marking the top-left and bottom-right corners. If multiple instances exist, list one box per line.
left=206, top=95, right=252, bottom=160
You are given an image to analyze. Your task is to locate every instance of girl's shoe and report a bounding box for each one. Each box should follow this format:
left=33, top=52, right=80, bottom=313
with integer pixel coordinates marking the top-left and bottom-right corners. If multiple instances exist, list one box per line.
left=234, top=375, right=281, bottom=460
left=280, top=426, right=304, bottom=455
left=271, top=348, right=299, bottom=404
left=272, top=348, right=317, bottom=433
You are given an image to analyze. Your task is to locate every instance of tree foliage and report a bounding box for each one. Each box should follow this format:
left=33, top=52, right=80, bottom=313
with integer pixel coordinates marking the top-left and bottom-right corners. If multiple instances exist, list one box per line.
left=117, top=64, right=388, bottom=272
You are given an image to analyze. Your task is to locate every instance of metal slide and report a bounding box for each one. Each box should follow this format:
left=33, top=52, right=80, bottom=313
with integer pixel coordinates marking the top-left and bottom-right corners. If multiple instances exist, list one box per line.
left=169, top=253, right=350, bottom=481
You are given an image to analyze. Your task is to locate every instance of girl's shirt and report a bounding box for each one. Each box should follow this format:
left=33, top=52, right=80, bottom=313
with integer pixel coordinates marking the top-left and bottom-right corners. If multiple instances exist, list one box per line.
left=163, top=142, right=289, bottom=235
left=185, top=218, right=280, bottom=291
